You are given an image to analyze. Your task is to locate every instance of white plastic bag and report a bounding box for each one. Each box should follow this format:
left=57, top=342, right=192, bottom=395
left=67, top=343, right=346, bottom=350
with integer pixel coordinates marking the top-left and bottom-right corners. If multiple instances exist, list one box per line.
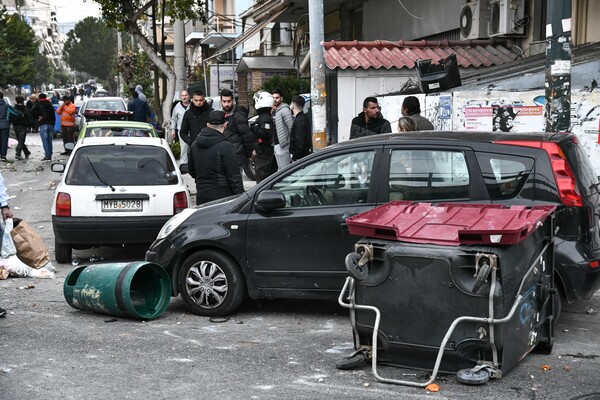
left=1, top=218, right=17, bottom=258
left=0, top=256, right=54, bottom=279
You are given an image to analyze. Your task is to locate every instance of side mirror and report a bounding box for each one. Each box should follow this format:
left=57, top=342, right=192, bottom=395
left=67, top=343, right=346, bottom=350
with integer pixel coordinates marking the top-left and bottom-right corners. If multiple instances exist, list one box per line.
left=51, top=163, right=65, bottom=173
left=180, top=163, right=189, bottom=175
left=255, top=190, right=286, bottom=212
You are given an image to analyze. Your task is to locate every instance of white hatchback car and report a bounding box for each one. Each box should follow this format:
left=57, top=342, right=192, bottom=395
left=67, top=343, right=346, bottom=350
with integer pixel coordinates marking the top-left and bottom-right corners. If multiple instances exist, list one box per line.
left=51, top=136, right=190, bottom=263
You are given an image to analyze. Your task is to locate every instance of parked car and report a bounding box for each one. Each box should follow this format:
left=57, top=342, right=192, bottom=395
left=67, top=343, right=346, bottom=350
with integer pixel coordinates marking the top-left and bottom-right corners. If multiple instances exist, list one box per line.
left=75, top=96, right=130, bottom=133
left=51, top=136, right=190, bottom=263
left=77, top=120, right=159, bottom=140
left=146, top=131, right=600, bottom=316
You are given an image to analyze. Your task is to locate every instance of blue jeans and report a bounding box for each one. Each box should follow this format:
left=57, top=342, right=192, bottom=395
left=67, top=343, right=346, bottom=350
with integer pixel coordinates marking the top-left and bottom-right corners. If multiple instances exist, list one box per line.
left=0, top=128, right=9, bottom=157
left=39, top=124, right=53, bottom=158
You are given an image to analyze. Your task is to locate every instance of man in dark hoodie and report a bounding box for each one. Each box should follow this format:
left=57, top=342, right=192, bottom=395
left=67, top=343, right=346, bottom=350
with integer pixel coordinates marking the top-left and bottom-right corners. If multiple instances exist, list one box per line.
left=30, top=93, right=56, bottom=160
left=220, top=89, right=254, bottom=169
left=179, top=90, right=213, bottom=169
left=349, top=96, right=392, bottom=140
left=188, top=110, right=244, bottom=205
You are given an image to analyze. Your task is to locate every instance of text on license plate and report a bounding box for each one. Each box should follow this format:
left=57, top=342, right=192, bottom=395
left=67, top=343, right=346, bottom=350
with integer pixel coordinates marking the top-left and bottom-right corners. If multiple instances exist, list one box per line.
left=101, top=199, right=143, bottom=212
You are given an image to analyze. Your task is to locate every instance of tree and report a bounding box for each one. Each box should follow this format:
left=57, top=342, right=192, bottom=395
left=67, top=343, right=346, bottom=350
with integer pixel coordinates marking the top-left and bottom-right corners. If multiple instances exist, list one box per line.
left=0, top=8, right=38, bottom=87
left=93, top=0, right=206, bottom=128
left=63, top=17, right=117, bottom=83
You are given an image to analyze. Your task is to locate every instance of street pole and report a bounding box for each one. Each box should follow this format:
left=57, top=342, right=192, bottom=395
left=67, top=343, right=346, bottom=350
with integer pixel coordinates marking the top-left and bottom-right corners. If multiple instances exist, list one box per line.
left=309, top=0, right=327, bottom=150
left=545, top=0, right=572, bottom=132
left=173, top=19, right=187, bottom=94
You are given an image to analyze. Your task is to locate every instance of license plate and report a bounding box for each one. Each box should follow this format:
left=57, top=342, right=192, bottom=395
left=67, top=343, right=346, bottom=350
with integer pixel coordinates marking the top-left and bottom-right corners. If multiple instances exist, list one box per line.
left=101, top=199, right=143, bottom=212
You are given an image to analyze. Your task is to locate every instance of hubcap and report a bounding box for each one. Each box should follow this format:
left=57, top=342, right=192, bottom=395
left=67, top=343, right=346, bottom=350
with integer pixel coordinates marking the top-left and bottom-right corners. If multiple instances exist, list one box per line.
left=185, top=260, right=228, bottom=309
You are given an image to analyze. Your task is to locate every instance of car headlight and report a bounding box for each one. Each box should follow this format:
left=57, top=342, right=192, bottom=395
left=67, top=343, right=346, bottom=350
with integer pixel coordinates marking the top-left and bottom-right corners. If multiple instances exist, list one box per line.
left=156, top=208, right=196, bottom=240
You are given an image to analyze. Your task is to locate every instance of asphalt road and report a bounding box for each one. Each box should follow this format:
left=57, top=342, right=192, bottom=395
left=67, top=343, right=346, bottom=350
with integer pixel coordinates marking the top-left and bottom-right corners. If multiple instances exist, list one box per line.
left=0, top=134, right=599, bottom=400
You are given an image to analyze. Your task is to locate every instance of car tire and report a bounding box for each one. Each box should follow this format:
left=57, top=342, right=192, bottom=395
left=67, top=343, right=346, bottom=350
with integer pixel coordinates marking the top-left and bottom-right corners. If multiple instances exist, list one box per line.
left=55, top=240, right=72, bottom=264
left=178, top=250, right=246, bottom=317
left=243, top=159, right=256, bottom=181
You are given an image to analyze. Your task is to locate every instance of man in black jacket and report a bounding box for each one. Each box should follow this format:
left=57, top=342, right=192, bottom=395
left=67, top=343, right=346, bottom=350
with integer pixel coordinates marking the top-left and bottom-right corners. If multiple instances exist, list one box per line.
left=220, top=89, right=255, bottom=168
left=188, top=110, right=244, bottom=205
left=30, top=93, right=56, bottom=161
left=289, top=96, right=312, bottom=161
left=349, top=96, right=392, bottom=140
left=179, top=90, right=213, bottom=169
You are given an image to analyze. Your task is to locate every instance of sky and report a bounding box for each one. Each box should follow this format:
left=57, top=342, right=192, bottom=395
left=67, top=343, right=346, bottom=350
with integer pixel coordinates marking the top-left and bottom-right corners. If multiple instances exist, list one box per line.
left=53, top=0, right=102, bottom=34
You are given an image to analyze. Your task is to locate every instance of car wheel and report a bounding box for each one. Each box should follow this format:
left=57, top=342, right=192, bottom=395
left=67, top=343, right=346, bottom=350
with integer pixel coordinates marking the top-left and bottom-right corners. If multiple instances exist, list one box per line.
left=178, top=250, right=246, bottom=317
left=55, top=240, right=72, bottom=264
left=243, top=159, right=256, bottom=181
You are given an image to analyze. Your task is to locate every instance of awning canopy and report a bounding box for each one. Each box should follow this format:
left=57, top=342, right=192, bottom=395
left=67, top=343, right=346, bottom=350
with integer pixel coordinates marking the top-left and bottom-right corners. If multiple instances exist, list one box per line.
left=203, top=3, right=288, bottom=64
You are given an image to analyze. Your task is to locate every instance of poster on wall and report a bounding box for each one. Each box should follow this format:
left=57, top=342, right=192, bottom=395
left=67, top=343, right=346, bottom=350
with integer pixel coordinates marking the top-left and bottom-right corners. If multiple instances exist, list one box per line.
left=424, top=95, right=453, bottom=131
left=462, top=106, right=544, bottom=131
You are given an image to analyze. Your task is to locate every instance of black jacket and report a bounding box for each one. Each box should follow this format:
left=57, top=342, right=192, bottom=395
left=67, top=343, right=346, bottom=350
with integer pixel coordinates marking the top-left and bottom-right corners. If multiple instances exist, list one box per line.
left=12, top=104, right=33, bottom=128
left=30, top=99, right=56, bottom=127
left=290, top=111, right=312, bottom=161
left=188, top=127, right=244, bottom=205
left=224, top=105, right=255, bottom=166
left=349, top=112, right=392, bottom=139
left=127, top=97, right=151, bottom=122
left=251, top=110, right=275, bottom=155
left=180, top=101, right=213, bottom=145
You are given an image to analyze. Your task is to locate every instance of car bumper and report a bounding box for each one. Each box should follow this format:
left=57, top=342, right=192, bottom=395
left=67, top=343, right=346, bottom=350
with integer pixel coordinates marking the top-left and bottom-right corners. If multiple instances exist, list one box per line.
left=145, top=237, right=183, bottom=296
left=53, top=215, right=171, bottom=245
left=555, top=239, right=600, bottom=302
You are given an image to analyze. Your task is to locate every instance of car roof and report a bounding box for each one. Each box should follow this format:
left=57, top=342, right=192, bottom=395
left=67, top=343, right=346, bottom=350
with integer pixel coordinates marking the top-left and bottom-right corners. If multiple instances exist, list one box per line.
left=85, top=97, right=126, bottom=102
left=83, top=120, right=156, bottom=130
left=76, top=136, right=168, bottom=148
left=333, top=131, right=575, bottom=149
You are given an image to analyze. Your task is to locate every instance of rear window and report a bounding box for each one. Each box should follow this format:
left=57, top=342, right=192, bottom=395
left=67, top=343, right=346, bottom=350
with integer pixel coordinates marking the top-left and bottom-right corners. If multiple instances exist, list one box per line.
left=66, top=145, right=177, bottom=186
left=85, top=127, right=153, bottom=138
left=563, top=140, right=599, bottom=197
left=85, top=100, right=125, bottom=111
left=476, top=153, right=534, bottom=200
left=388, top=150, right=470, bottom=201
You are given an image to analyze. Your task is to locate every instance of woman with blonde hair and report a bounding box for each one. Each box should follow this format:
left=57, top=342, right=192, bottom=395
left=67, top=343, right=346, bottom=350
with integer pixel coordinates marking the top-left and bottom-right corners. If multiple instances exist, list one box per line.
left=397, top=116, right=417, bottom=132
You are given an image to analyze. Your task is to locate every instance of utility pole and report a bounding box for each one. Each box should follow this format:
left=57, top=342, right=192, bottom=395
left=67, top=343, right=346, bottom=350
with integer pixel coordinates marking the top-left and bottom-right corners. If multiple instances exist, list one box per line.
left=309, top=0, right=327, bottom=150
left=173, top=19, right=187, bottom=94
left=545, top=0, right=572, bottom=132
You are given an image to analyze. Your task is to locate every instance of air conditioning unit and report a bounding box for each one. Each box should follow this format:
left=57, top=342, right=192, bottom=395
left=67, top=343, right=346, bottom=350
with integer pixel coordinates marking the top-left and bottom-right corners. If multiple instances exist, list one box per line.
left=489, top=0, right=525, bottom=37
left=459, top=0, right=490, bottom=40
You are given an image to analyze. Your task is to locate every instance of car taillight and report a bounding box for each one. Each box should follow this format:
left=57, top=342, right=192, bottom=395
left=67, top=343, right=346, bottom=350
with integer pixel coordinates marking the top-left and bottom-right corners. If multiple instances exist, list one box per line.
left=494, top=140, right=584, bottom=207
left=173, top=192, right=188, bottom=214
left=56, top=192, right=71, bottom=217
left=590, top=260, right=599, bottom=269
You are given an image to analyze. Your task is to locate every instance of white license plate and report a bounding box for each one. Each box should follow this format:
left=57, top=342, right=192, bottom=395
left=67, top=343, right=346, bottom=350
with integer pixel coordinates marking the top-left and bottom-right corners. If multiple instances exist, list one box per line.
left=101, top=199, right=143, bottom=212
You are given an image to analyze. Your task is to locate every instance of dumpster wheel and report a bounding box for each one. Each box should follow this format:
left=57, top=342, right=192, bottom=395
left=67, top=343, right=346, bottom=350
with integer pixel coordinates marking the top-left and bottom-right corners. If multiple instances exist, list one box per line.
left=456, top=367, right=490, bottom=385
left=345, top=252, right=369, bottom=281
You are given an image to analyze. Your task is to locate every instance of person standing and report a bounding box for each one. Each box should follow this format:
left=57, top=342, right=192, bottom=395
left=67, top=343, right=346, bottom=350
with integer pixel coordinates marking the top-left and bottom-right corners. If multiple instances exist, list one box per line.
left=401, top=96, right=434, bottom=130
left=30, top=93, right=55, bottom=161
left=251, top=91, right=276, bottom=183
left=11, top=96, right=32, bottom=160
left=271, top=89, right=293, bottom=170
left=188, top=110, right=244, bottom=205
left=179, top=90, right=213, bottom=168
left=0, top=171, right=13, bottom=318
left=135, top=85, right=147, bottom=102
left=349, top=96, right=392, bottom=139
left=397, top=116, right=417, bottom=132
left=0, top=92, right=23, bottom=161
left=289, top=96, right=312, bottom=161
left=169, top=90, right=190, bottom=165
left=56, top=95, right=77, bottom=155
left=127, top=91, right=151, bottom=123
left=220, top=89, right=255, bottom=170
left=50, top=91, right=60, bottom=106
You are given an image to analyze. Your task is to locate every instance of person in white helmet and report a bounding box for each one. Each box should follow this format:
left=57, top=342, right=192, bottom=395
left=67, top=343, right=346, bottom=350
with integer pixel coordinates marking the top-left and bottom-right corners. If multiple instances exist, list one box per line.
left=250, top=91, right=276, bottom=183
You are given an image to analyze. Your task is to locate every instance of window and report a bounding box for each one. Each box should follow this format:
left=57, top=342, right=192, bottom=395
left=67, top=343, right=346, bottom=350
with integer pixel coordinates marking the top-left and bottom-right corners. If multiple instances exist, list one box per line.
left=388, top=150, right=469, bottom=201
left=476, top=153, right=534, bottom=200
left=66, top=145, right=177, bottom=186
left=271, top=151, right=376, bottom=208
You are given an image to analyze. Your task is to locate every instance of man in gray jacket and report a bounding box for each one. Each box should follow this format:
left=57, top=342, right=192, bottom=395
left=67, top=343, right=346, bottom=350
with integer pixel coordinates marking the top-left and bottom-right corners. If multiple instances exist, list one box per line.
left=271, top=89, right=294, bottom=170
left=401, top=96, right=434, bottom=130
left=169, top=90, right=190, bottom=165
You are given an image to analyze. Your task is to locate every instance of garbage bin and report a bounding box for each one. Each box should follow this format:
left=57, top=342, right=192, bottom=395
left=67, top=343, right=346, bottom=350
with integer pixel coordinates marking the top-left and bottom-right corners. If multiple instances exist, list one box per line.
left=53, top=104, right=62, bottom=135
left=64, top=261, right=171, bottom=320
left=339, top=201, right=557, bottom=386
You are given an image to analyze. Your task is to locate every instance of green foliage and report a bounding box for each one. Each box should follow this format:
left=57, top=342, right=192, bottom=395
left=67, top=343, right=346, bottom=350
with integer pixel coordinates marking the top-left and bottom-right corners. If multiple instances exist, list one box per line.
left=169, top=140, right=180, bottom=159
left=116, top=49, right=154, bottom=104
left=63, top=17, right=117, bottom=81
left=259, top=75, right=311, bottom=101
left=0, top=8, right=38, bottom=86
left=29, top=53, right=53, bottom=88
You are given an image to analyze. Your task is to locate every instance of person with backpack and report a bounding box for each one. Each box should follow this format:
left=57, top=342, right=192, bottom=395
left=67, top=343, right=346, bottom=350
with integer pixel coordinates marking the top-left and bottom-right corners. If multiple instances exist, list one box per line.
left=0, top=92, right=24, bottom=162
left=251, top=91, right=276, bottom=183
left=11, top=96, right=32, bottom=160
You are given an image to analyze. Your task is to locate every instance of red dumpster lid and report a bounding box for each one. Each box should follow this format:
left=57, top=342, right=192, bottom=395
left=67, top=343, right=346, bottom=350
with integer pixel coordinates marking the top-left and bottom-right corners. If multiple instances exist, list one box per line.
left=346, top=201, right=556, bottom=246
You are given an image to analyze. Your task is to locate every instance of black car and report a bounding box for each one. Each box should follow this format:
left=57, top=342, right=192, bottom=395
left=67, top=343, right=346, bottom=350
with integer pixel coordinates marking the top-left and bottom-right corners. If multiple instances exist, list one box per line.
left=146, top=131, right=600, bottom=316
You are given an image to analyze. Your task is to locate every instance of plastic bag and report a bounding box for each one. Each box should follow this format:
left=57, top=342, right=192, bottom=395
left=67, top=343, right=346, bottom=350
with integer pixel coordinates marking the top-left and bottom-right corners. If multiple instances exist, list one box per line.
left=0, top=256, right=54, bottom=279
left=1, top=218, right=17, bottom=258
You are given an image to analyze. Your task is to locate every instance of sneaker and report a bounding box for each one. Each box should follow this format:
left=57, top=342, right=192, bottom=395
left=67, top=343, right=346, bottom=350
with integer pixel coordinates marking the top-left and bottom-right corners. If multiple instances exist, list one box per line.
left=24, top=150, right=31, bottom=159
left=15, top=155, right=22, bottom=160
left=60, top=152, right=70, bottom=156
left=42, top=157, right=51, bottom=161
left=0, top=156, right=6, bottom=162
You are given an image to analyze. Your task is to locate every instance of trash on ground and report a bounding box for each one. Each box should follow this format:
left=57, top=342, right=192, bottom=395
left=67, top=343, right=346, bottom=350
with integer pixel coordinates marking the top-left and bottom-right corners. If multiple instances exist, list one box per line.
left=426, top=383, right=440, bottom=392
left=542, top=365, right=552, bottom=371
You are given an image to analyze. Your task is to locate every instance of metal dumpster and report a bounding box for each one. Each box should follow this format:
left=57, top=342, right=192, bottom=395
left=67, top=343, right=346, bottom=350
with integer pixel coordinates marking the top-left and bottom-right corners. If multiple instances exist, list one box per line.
left=339, top=201, right=557, bottom=386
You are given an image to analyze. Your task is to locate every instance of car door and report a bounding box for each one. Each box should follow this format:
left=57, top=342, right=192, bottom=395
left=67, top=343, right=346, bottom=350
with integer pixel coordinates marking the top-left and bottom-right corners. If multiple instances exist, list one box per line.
left=245, top=148, right=382, bottom=292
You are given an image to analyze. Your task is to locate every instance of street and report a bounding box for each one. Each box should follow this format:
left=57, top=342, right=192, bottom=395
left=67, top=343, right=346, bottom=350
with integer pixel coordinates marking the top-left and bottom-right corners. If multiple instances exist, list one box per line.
left=0, top=136, right=599, bottom=400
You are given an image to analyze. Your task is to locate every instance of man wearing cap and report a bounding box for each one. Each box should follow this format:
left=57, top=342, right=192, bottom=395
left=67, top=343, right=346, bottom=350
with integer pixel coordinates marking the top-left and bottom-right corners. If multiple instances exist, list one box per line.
left=188, top=110, right=244, bottom=205
left=56, top=95, right=77, bottom=155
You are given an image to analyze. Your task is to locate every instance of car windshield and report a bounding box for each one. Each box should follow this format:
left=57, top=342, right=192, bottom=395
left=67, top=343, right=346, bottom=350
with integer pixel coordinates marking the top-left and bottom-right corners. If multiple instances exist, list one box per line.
left=65, top=145, right=177, bottom=186
left=85, top=127, right=154, bottom=137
